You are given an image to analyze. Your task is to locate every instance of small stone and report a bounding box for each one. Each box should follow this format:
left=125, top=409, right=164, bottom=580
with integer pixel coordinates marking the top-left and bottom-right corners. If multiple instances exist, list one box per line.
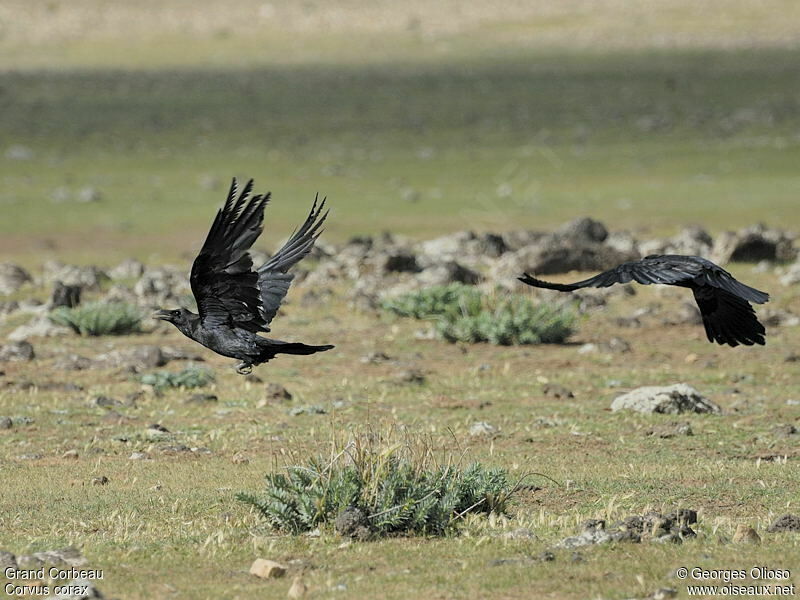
left=469, top=421, right=498, bottom=437
left=91, top=476, right=109, bottom=486
left=249, top=558, right=287, bottom=579
left=266, top=383, right=292, bottom=401
left=62, top=449, right=79, bottom=459
left=542, top=383, right=574, bottom=399
left=288, top=405, right=327, bottom=416
left=0, top=550, right=16, bottom=568
left=185, top=393, right=218, bottom=404
left=0, top=341, right=35, bottom=362
left=732, top=524, right=761, bottom=544
left=231, top=452, right=250, bottom=465
left=145, top=423, right=170, bottom=440
left=129, top=452, right=149, bottom=460
left=360, top=351, right=392, bottom=364
left=766, top=514, right=800, bottom=533
left=288, top=576, right=308, bottom=598
left=645, top=422, right=693, bottom=438
left=89, top=396, right=121, bottom=408
left=611, top=384, right=720, bottom=414
left=772, top=424, right=797, bottom=437
left=0, top=416, right=12, bottom=429
left=334, top=506, right=371, bottom=540
left=392, top=369, right=426, bottom=385
left=502, top=527, right=536, bottom=540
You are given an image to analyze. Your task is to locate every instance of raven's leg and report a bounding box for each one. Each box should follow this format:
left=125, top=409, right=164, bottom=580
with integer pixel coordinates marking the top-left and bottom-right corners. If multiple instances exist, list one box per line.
left=235, top=361, right=253, bottom=375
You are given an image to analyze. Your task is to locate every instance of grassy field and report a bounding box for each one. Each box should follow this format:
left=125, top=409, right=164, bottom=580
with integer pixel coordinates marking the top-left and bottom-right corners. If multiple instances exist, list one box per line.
left=1, top=2, right=799, bottom=599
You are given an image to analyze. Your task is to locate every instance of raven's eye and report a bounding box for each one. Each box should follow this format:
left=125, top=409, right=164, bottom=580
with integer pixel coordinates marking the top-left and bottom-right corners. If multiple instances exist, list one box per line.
left=172, top=310, right=180, bottom=317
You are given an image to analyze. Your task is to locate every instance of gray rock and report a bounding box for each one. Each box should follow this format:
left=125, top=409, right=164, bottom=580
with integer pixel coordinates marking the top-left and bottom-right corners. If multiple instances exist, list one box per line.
left=779, top=261, right=800, bottom=286
left=492, top=237, right=637, bottom=280
left=266, top=383, right=293, bottom=401
left=0, top=341, right=35, bottom=362
left=0, top=550, right=16, bottom=568
left=766, top=514, right=800, bottom=533
left=639, top=226, right=713, bottom=259
left=418, top=231, right=507, bottom=263
left=416, top=261, right=482, bottom=286
left=134, top=266, right=190, bottom=306
left=555, top=217, right=608, bottom=243
left=334, top=506, right=371, bottom=539
left=45, top=578, right=104, bottom=599
left=542, top=383, right=574, bottom=399
left=611, top=384, right=720, bottom=414
left=288, top=405, right=327, bottom=416
left=54, top=354, right=94, bottom=371
left=645, top=422, right=693, bottom=438
left=8, top=315, right=71, bottom=341
left=42, top=261, right=109, bottom=290
left=51, top=281, right=82, bottom=309
left=95, top=345, right=167, bottom=371
left=0, top=263, right=32, bottom=294
left=711, top=224, right=796, bottom=264
left=109, top=258, right=145, bottom=280
left=0, top=417, right=12, bottom=429
left=469, top=421, right=498, bottom=437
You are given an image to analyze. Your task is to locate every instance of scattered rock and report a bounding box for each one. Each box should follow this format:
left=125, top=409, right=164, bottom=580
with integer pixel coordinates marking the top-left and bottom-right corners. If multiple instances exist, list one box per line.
left=766, top=514, right=800, bottom=533
left=61, top=449, right=79, bottom=459
left=334, top=506, right=372, bottom=540
left=0, top=341, right=35, bottom=362
left=51, top=281, right=82, bottom=309
left=54, top=354, right=95, bottom=371
left=711, top=224, right=796, bottom=264
left=645, top=422, right=693, bottom=438
left=360, top=351, right=392, bottom=364
left=772, top=424, right=797, bottom=438
left=145, top=424, right=170, bottom=440
left=266, top=383, right=293, bottom=401
left=556, top=510, right=697, bottom=549
left=288, top=576, right=308, bottom=598
left=249, top=558, right=288, bottom=579
left=46, top=577, right=105, bottom=599
left=392, top=368, right=426, bottom=385
left=0, top=263, right=32, bottom=294
left=542, top=384, right=574, bottom=399
left=95, top=345, right=167, bottom=371
left=231, top=452, right=250, bottom=465
left=109, top=258, right=145, bottom=280
left=611, top=384, right=720, bottom=414
left=0, top=416, right=12, bottom=429
left=0, top=550, right=16, bottom=568
left=91, top=476, right=110, bottom=486
left=185, top=393, right=218, bottom=404
left=42, top=261, right=109, bottom=290
left=129, top=452, right=149, bottom=460
left=639, top=226, right=713, bottom=259
left=779, top=261, right=800, bottom=286
left=416, top=261, right=482, bottom=286
left=502, top=527, right=536, bottom=540
left=8, top=315, right=71, bottom=341
left=732, top=524, right=761, bottom=544
left=469, top=421, right=498, bottom=437
left=288, top=405, right=327, bottom=416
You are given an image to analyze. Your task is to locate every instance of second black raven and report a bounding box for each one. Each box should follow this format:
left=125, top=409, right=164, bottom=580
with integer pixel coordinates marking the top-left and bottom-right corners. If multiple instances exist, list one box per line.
left=519, top=254, right=769, bottom=347
left=155, top=178, right=333, bottom=373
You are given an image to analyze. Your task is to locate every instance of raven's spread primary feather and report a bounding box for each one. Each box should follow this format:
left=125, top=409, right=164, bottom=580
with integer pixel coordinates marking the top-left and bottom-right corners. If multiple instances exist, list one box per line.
left=156, top=178, right=333, bottom=373
left=518, top=254, right=769, bottom=347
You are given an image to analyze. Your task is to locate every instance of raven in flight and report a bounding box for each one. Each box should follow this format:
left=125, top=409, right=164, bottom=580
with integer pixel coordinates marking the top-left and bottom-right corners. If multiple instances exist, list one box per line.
left=155, top=178, right=334, bottom=374
left=519, top=254, right=770, bottom=347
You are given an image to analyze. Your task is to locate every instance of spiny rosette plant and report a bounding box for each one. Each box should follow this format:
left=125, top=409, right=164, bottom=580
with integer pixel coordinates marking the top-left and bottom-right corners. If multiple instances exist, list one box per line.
left=50, top=301, right=144, bottom=336
left=238, top=430, right=523, bottom=537
left=138, top=364, right=215, bottom=391
left=381, top=283, right=576, bottom=345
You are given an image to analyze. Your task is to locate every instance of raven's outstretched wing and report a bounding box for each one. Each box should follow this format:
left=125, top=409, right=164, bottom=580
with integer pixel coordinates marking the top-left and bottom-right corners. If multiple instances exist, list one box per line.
left=693, top=287, right=766, bottom=346
left=190, top=178, right=270, bottom=333
left=257, top=195, right=328, bottom=326
left=519, top=254, right=769, bottom=302
left=518, top=254, right=769, bottom=348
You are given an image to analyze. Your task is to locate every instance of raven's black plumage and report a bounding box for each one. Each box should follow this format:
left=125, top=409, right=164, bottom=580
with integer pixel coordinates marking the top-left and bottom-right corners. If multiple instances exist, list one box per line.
left=155, top=178, right=333, bottom=373
left=518, top=254, right=769, bottom=347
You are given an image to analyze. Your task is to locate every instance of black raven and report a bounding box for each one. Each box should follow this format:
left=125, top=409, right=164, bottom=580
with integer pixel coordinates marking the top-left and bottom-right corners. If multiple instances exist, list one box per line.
left=155, top=178, right=333, bottom=374
left=518, top=254, right=770, bottom=347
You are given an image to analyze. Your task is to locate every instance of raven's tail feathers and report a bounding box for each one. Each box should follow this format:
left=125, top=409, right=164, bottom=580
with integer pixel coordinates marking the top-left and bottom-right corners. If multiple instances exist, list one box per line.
left=256, top=339, right=334, bottom=363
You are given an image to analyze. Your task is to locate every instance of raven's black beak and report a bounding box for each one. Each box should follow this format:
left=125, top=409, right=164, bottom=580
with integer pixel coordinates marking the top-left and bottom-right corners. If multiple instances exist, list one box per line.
left=153, top=310, right=172, bottom=322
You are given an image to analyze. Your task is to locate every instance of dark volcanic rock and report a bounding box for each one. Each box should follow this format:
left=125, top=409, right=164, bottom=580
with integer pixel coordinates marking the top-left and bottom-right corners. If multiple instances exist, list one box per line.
left=766, top=514, right=800, bottom=533
left=51, top=281, right=82, bottom=308
left=335, top=506, right=372, bottom=539
left=0, top=341, right=35, bottom=362
left=0, top=263, right=32, bottom=294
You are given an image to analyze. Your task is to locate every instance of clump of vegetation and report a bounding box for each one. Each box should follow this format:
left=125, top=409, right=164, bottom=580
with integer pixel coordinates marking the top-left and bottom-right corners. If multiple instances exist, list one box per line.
left=238, top=429, right=520, bottom=537
left=381, top=284, right=576, bottom=345
left=50, top=301, right=144, bottom=336
left=138, top=365, right=215, bottom=391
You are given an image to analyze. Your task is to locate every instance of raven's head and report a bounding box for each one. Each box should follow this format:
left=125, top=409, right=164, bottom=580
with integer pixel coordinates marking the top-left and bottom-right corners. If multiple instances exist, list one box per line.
left=154, top=308, right=195, bottom=335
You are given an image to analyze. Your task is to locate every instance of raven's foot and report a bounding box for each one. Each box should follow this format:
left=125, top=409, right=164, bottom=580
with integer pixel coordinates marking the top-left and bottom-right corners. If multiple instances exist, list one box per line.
left=235, top=362, right=253, bottom=375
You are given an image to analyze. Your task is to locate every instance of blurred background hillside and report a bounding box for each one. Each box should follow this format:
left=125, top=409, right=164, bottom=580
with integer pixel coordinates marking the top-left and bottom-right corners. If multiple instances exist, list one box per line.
left=1, top=0, right=799, bottom=264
